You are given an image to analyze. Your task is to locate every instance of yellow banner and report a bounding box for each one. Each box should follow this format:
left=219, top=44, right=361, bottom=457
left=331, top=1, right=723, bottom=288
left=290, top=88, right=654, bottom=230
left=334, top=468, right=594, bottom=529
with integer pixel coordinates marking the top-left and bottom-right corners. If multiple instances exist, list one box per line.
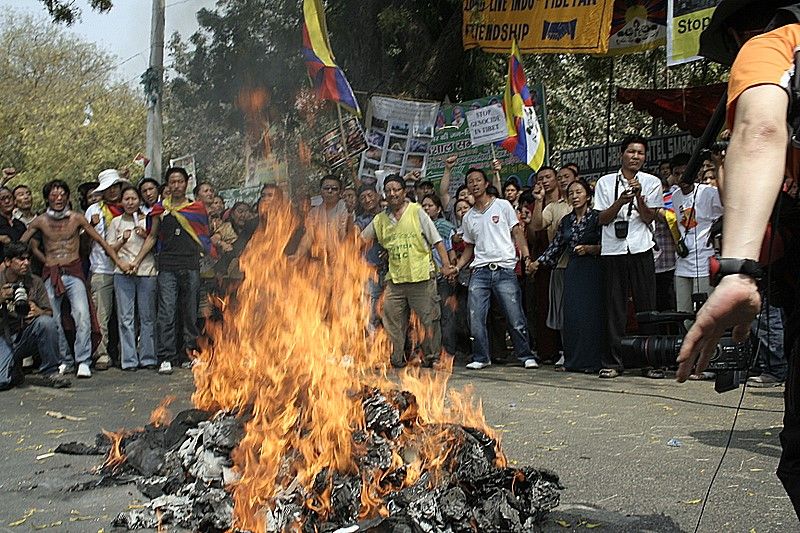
left=463, top=0, right=615, bottom=54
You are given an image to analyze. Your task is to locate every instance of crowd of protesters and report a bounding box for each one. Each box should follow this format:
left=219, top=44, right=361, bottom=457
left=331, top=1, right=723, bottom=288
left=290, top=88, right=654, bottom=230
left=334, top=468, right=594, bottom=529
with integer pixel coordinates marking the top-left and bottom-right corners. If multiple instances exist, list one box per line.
left=0, top=132, right=792, bottom=391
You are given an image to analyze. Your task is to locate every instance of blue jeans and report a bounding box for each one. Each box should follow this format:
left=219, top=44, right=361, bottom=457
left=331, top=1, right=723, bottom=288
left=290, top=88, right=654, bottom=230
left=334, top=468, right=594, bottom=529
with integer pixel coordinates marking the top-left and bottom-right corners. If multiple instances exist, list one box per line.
left=751, top=299, right=787, bottom=381
left=114, top=274, right=157, bottom=369
left=44, top=275, right=92, bottom=366
left=156, top=270, right=200, bottom=364
left=0, top=316, right=62, bottom=388
left=468, top=266, right=534, bottom=364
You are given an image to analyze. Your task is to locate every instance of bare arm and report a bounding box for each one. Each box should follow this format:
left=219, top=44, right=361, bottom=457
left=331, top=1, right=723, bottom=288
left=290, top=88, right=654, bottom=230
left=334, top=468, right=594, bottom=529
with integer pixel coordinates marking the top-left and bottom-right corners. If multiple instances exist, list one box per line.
left=439, top=155, right=457, bottom=211
left=530, top=197, right=545, bottom=231
left=30, top=237, right=46, bottom=265
left=20, top=217, right=40, bottom=244
left=512, top=224, right=531, bottom=260
left=79, top=217, right=126, bottom=268
left=491, top=158, right=502, bottom=192
left=454, top=242, right=474, bottom=271
left=677, top=84, right=787, bottom=381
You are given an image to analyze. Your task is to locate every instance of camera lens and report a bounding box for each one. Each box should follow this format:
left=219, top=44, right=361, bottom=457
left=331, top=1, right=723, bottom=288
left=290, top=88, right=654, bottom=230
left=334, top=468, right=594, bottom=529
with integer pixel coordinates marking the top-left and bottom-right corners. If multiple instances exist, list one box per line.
left=620, top=336, right=682, bottom=368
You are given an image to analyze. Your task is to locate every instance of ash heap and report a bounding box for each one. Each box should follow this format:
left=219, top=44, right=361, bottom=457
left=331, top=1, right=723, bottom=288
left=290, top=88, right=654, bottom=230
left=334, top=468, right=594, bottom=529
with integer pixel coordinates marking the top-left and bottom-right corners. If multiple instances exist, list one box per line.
left=59, top=203, right=563, bottom=531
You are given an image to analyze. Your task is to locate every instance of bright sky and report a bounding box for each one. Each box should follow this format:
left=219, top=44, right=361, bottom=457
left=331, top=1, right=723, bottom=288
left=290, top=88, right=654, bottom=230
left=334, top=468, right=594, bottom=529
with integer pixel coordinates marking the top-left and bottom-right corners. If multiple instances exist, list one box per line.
left=1, top=0, right=215, bottom=83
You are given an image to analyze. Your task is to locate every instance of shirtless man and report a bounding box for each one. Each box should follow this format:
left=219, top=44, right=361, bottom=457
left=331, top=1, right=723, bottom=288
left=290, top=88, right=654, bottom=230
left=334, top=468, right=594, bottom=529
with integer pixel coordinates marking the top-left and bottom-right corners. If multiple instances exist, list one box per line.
left=20, top=180, right=129, bottom=378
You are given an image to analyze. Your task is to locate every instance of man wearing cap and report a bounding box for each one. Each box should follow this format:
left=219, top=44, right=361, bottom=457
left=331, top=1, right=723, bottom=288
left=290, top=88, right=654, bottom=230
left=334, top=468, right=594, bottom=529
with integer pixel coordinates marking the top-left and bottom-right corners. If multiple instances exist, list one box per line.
left=84, top=169, right=126, bottom=370
left=360, top=174, right=455, bottom=368
left=677, top=0, right=800, bottom=518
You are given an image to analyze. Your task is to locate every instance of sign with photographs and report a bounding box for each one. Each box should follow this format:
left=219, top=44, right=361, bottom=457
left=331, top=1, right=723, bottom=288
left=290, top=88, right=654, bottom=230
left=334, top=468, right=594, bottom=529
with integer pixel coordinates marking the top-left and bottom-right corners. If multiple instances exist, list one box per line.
left=667, top=0, right=721, bottom=66
left=319, top=117, right=368, bottom=169
left=608, top=0, right=667, bottom=56
left=357, top=96, right=440, bottom=185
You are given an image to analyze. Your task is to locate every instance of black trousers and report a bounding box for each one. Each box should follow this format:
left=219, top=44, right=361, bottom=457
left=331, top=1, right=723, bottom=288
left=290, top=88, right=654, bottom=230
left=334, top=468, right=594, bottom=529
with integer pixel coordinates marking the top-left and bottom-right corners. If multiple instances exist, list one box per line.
left=655, top=269, right=676, bottom=312
left=602, top=250, right=656, bottom=371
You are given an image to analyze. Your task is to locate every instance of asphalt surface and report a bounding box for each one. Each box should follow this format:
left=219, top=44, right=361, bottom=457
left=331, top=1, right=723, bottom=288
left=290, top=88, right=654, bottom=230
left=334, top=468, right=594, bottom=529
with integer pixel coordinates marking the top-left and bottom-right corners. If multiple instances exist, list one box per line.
left=0, top=362, right=793, bottom=532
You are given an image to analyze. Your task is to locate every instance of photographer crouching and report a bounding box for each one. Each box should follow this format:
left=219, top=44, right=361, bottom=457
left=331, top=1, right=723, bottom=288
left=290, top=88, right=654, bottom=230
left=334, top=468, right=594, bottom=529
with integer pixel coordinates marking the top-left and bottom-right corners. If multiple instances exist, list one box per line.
left=0, top=242, right=69, bottom=390
left=677, top=1, right=800, bottom=519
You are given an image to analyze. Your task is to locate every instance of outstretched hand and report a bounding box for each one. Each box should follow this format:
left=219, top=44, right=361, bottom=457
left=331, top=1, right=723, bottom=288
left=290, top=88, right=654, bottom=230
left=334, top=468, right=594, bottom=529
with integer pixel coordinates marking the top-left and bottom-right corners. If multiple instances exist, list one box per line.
left=676, top=274, right=761, bottom=382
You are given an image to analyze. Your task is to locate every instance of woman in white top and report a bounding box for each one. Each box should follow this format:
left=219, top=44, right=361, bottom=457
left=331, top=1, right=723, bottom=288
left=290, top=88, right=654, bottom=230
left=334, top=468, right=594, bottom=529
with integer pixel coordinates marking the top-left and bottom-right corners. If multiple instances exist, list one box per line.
left=107, top=185, right=158, bottom=370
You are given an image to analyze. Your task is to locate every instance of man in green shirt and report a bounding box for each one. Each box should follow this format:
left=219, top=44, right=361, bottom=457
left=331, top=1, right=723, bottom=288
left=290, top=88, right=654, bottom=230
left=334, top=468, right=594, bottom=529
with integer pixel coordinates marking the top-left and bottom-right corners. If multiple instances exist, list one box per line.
left=361, top=174, right=456, bottom=368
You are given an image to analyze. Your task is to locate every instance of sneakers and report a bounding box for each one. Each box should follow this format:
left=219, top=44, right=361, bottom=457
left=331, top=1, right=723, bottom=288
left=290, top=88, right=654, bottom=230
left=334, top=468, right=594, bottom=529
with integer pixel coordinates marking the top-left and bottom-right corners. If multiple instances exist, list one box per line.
left=466, top=361, right=491, bottom=370
left=58, top=363, right=75, bottom=375
left=747, top=373, right=784, bottom=388
left=554, top=355, right=565, bottom=368
left=523, top=358, right=539, bottom=369
left=94, top=355, right=111, bottom=371
left=76, top=363, right=91, bottom=378
left=158, top=362, right=173, bottom=375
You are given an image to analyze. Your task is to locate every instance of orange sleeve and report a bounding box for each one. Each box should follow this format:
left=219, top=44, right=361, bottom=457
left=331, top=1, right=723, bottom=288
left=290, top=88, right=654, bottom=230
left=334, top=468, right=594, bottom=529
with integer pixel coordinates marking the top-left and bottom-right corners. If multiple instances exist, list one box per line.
left=726, top=24, right=800, bottom=127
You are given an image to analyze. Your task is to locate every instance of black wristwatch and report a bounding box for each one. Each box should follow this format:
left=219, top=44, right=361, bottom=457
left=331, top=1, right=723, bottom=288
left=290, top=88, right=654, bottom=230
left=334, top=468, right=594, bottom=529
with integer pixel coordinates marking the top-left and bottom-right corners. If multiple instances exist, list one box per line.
left=709, top=257, right=764, bottom=287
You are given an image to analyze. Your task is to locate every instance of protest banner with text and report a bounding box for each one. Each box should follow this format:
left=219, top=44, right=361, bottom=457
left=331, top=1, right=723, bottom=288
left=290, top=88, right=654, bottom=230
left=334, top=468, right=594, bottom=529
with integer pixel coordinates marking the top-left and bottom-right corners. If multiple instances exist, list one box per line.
left=463, top=0, right=615, bottom=54
left=667, top=0, right=720, bottom=66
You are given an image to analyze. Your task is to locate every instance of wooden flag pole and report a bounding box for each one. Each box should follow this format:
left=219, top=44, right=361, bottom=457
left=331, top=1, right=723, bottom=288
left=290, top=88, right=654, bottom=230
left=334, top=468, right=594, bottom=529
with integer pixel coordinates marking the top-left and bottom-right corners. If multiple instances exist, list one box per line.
left=336, top=102, right=358, bottom=185
left=490, top=143, right=501, bottom=191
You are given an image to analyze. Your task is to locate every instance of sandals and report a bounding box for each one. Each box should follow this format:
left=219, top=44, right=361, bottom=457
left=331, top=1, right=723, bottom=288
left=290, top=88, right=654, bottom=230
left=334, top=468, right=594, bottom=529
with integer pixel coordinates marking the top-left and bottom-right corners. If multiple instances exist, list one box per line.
left=599, top=368, right=620, bottom=379
left=688, top=371, right=715, bottom=381
left=644, top=369, right=665, bottom=379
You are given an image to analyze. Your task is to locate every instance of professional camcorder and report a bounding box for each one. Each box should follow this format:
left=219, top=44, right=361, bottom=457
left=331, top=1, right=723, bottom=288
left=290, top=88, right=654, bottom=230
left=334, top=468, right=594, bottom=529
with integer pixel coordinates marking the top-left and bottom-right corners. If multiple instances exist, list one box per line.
left=620, top=311, right=751, bottom=393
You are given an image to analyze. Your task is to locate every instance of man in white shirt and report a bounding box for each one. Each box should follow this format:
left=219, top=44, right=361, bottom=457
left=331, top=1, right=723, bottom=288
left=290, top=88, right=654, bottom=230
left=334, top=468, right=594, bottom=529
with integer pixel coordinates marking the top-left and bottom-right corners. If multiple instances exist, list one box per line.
left=84, top=169, right=127, bottom=371
left=671, top=177, right=724, bottom=316
left=593, top=135, right=664, bottom=378
left=453, top=168, right=537, bottom=370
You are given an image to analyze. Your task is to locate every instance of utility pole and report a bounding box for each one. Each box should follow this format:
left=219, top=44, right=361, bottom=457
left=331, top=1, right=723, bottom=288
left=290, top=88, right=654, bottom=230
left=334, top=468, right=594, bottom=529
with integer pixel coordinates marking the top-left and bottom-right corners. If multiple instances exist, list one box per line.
left=144, top=0, right=165, bottom=181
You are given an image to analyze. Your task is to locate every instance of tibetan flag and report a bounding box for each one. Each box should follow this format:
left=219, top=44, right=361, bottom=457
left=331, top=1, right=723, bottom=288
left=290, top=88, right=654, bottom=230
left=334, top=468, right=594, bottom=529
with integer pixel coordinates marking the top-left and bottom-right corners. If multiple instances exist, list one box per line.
left=497, top=40, right=546, bottom=171
left=302, top=0, right=360, bottom=116
left=147, top=198, right=216, bottom=258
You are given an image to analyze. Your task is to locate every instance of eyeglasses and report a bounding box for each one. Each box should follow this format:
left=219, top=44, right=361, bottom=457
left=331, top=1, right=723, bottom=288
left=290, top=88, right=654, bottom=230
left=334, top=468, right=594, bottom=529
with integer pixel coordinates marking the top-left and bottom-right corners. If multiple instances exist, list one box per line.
left=321, top=186, right=340, bottom=192
left=0, top=195, right=13, bottom=201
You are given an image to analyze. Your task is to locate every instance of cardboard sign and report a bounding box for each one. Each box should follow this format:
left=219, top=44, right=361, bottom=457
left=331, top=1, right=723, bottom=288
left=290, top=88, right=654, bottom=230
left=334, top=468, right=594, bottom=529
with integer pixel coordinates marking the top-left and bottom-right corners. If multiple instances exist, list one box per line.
left=466, top=104, right=507, bottom=146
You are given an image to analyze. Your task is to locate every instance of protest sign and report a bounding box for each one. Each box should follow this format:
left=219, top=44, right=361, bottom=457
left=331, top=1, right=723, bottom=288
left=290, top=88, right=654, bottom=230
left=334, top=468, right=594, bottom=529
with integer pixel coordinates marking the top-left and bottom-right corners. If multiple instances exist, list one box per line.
left=667, top=0, right=720, bottom=66
left=608, top=0, right=666, bottom=55
left=357, top=96, right=439, bottom=185
left=463, top=0, right=615, bottom=54
left=319, top=117, right=367, bottom=169
left=428, top=94, right=545, bottom=200
left=466, top=104, right=507, bottom=146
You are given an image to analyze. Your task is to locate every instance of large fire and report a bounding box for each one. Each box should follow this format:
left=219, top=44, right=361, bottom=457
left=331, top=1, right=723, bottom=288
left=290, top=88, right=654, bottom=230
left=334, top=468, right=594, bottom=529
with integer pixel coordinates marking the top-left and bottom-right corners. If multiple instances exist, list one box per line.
left=190, top=200, right=504, bottom=530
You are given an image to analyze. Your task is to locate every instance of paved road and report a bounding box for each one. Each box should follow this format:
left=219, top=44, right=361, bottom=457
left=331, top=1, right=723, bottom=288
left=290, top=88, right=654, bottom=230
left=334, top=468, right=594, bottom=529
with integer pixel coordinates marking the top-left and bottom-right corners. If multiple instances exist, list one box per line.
left=0, top=363, right=792, bottom=532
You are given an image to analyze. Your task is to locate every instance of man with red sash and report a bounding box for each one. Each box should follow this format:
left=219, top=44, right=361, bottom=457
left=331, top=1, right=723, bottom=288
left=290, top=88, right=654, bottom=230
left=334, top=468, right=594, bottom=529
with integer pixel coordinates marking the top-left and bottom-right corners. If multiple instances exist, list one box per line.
left=132, top=167, right=213, bottom=375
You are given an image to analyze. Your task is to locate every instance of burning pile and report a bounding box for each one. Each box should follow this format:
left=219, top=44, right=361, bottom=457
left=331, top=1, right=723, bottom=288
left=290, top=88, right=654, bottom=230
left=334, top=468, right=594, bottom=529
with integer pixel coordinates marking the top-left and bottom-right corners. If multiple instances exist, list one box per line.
left=60, top=201, right=562, bottom=531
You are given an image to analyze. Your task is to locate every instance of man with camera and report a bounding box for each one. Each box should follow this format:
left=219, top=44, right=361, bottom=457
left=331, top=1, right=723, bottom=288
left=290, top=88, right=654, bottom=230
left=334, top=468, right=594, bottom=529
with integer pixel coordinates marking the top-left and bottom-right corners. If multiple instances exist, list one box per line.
left=594, top=135, right=664, bottom=378
left=0, top=242, right=69, bottom=390
left=677, top=1, right=800, bottom=518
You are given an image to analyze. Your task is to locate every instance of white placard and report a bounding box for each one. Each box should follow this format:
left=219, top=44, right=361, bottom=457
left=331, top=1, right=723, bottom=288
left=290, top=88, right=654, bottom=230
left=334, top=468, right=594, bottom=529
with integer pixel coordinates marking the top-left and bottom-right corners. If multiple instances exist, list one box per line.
left=466, top=104, right=507, bottom=147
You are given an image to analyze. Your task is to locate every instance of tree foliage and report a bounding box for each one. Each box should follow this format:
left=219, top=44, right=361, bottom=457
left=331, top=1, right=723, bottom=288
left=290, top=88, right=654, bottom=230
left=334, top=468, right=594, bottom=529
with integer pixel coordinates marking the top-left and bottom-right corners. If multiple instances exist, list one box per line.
left=0, top=14, right=145, bottom=208
left=38, top=0, right=113, bottom=25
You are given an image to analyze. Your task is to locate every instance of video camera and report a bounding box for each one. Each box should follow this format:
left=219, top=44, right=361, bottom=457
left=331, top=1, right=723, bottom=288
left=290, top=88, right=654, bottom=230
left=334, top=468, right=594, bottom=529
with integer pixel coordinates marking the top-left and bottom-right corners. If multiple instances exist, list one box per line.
left=620, top=311, right=751, bottom=393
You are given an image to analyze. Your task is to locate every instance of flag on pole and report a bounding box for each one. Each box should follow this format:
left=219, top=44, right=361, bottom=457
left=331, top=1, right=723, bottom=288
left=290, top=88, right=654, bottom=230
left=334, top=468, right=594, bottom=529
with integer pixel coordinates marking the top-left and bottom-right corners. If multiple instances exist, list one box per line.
left=498, top=40, right=546, bottom=171
left=302, top=0, right=360, bottom=116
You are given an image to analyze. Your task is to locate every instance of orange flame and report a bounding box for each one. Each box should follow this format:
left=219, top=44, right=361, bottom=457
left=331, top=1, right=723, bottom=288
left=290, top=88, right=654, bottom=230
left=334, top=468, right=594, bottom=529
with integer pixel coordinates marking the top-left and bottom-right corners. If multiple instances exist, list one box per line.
left=100, top=429, right=128, bottom=473
left=149, top=395, right=176, bottom=428
left=191, top=201, right=501, bottom=530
